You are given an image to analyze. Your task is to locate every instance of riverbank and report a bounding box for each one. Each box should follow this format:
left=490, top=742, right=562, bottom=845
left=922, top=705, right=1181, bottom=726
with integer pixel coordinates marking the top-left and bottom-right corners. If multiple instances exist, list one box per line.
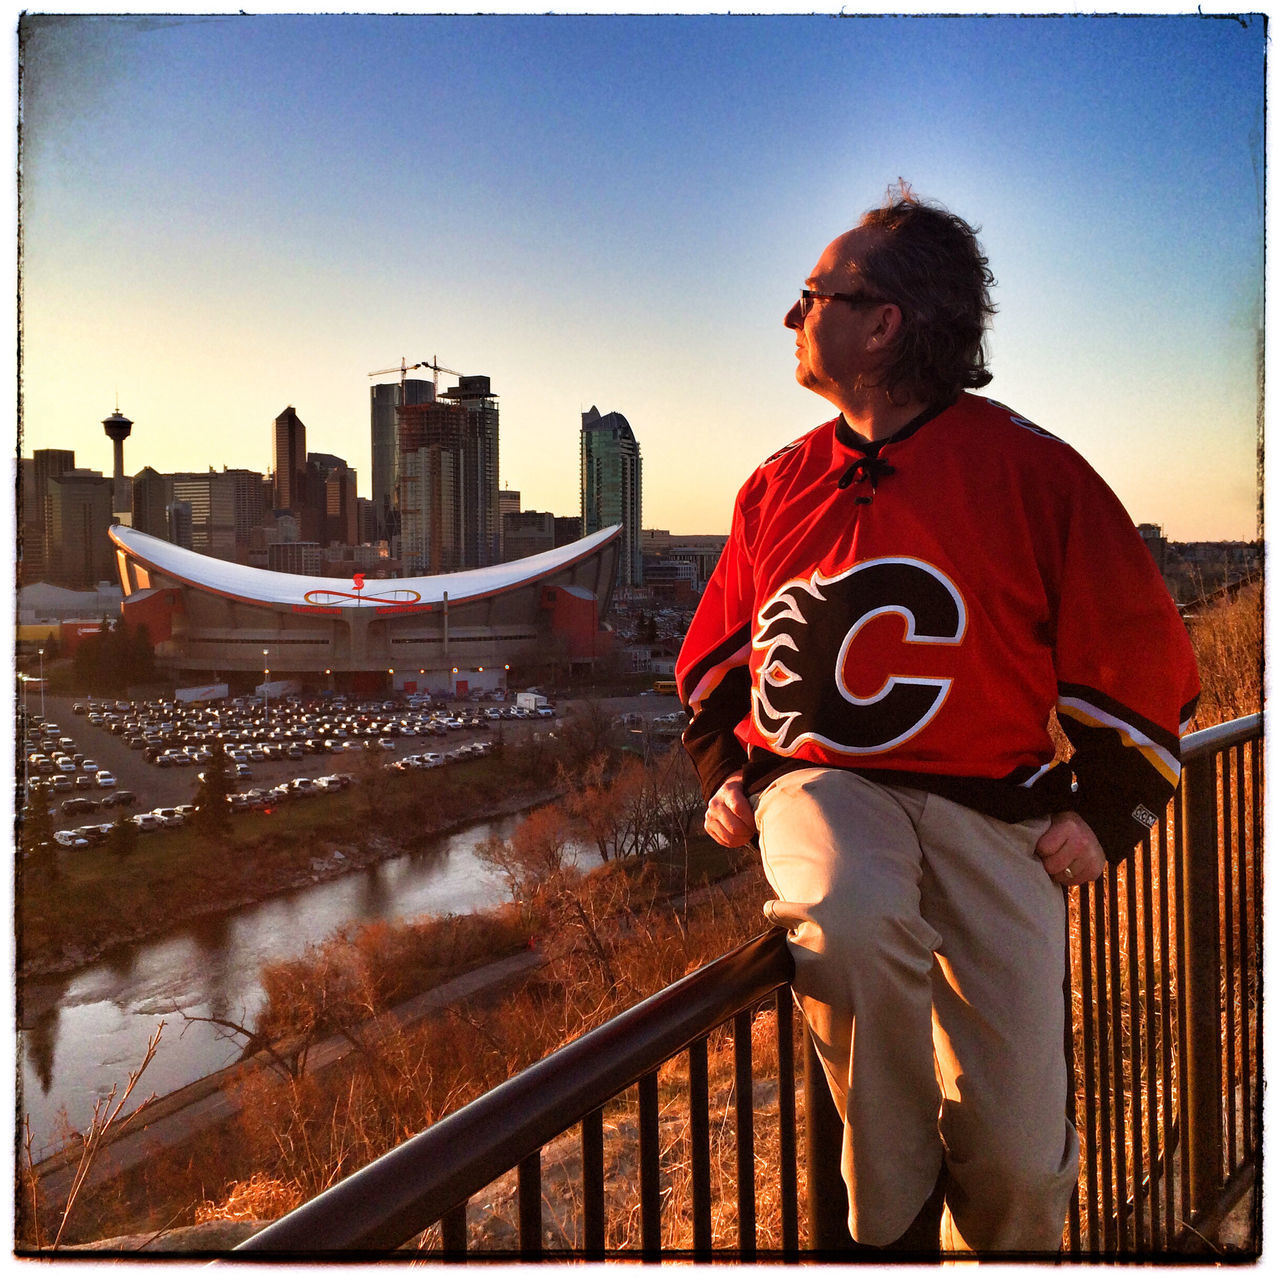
left=18, top=773, right=565, bottom=982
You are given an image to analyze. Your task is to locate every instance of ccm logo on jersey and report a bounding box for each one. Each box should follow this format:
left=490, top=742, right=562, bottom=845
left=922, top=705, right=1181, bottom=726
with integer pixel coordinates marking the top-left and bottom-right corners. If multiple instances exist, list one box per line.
left=751, top=557, right=967, bottom=755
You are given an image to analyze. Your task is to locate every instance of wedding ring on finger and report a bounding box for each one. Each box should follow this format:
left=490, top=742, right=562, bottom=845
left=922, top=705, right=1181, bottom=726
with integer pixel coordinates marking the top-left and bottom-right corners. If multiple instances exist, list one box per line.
left=1064, top=864, right=1075, bottom=881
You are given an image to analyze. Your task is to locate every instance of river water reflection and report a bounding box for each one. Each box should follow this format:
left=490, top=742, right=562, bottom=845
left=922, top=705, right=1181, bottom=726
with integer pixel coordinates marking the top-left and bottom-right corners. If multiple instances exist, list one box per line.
left=19, top=812, right=559, bottom=1158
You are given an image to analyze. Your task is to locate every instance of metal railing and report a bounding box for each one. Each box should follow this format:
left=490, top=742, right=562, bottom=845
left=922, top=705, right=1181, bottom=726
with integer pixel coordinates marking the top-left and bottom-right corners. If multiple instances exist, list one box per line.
left=236, top=713, right=1262, bottom=1260
left=1065, top=712, right=1262, bottom=1256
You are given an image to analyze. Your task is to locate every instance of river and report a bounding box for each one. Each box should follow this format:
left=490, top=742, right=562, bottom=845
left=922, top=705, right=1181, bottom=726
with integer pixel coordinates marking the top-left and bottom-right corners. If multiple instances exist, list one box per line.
left=17, top=811, right=569, bottom=1161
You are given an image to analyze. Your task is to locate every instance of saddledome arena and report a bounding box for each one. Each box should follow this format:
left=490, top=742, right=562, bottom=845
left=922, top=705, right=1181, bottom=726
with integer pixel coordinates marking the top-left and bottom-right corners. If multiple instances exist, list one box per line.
left=108, top=523, right=621, bottom=697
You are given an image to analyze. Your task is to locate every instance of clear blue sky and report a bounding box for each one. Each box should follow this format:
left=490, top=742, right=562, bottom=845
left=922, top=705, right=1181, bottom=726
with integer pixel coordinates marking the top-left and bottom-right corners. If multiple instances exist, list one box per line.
left=18, top=10, right=1264, bottom=540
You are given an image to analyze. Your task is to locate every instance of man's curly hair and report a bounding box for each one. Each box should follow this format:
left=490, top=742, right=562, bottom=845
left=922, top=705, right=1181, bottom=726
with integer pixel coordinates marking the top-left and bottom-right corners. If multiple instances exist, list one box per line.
left=853, top=184, right=997, bottom=406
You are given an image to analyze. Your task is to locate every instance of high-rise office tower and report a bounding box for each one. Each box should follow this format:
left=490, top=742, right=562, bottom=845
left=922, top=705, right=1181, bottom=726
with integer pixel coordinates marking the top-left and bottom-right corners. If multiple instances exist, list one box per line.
left=397, top=375, right=500, bottom=574
left=498, top=488, right=521, bottom=558
left=102, top=406, right=134, bottom=520
left=24, top=448, right=76, bottom=582
left=581, top=406, right=642, bottom=587
left=438, top=375, right=500, bottom=568
left=167, top=500, right=194, bottom=550
left=371, top=378, right=434, bottom=543
left=308, top=452, right=358, bottom=547
left=43, top=468, right=115, bottom=587
left=272, top=406, right=307, bottom=514
left=21, top=449, right=74, bottom=583
left=170, top=471, right=237, bottom=560
left=397, top=400, right=468, bottom=574
left=221, top=467, right=269, bottom=556
left=130, top=467, right=171, bottom=539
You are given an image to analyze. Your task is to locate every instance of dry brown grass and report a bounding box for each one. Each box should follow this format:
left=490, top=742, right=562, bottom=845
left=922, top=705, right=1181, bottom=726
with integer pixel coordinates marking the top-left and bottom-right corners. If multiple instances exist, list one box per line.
left=1186, top=582, right=1262, bottom=727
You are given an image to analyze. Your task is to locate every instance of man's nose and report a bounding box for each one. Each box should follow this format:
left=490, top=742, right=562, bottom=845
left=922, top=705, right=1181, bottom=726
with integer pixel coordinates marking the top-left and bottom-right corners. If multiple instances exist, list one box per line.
left=784, top=299, right=803, bottom=329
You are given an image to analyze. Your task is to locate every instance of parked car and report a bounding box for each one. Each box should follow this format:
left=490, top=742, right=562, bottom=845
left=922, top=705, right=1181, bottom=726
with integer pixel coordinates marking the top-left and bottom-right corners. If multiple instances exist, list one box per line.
left=131, top=813, right=161, bottom=831
left=95, top=771, right=118, bottom=789
left=53, top=830, right=89, bottom=848
left=151, top=808, right=185, bottom=828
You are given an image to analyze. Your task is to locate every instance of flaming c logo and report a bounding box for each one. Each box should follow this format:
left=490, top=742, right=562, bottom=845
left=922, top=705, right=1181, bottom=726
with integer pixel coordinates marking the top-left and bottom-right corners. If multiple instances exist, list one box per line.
left=752, top=557, right=967, bottom=756
left=353, top=573, right=365, bottom=591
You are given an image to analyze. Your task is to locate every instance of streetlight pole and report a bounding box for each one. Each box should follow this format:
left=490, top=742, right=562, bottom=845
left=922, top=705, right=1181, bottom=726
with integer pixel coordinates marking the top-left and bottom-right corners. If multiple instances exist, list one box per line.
left=38, top=647, right=45, bottom=720
left=263, top=649, right=270, bottom=719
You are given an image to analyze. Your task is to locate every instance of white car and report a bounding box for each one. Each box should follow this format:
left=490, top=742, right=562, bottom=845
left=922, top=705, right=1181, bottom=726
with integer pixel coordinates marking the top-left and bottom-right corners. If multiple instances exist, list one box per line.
left=95, top=771, right=117, bottom=788
left=131, top=813, right=161, bottom=831
left=53, top=830, right=89, bottom=848
left=151, top=808, right=185, bottom=828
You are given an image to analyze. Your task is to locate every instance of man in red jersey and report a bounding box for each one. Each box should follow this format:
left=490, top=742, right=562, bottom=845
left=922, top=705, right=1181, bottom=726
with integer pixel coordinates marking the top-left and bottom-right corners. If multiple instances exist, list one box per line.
left=675, top=188, right=1200, bottom=1256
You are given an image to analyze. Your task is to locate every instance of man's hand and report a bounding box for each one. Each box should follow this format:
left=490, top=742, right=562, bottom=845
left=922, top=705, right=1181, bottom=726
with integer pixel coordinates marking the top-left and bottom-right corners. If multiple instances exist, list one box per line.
left=705, top=771, right=757, bottom=848
left=1036, top=811, right=1106, bottom=887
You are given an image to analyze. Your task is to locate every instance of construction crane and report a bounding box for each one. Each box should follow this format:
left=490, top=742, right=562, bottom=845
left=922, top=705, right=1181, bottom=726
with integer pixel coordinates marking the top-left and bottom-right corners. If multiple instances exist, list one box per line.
left=367, top=355, right=462, bottom=396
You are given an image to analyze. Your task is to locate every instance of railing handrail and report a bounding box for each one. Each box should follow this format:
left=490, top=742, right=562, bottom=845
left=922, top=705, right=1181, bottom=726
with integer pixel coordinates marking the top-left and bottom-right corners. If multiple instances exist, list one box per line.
left=1180, top=712, right=1260, bottom=761
left=235, top=929, right=793, bottom=1254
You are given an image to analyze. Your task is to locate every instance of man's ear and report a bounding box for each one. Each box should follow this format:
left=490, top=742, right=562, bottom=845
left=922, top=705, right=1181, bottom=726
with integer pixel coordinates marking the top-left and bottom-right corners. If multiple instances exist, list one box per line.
left=867, top=302, right=904, bottom=350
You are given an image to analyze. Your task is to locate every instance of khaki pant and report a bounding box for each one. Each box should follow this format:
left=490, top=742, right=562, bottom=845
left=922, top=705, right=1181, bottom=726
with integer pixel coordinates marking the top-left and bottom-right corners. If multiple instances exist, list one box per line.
left=754, top=767, right=1080, bottom=1253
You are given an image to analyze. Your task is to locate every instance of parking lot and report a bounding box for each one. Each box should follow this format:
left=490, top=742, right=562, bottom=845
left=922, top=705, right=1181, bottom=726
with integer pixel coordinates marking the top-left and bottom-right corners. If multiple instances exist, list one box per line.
left=22, top=691, right=559, bottom=849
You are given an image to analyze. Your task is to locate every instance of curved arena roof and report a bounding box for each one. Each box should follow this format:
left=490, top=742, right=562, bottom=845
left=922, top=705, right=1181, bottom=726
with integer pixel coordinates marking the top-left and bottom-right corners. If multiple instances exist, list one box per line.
left=109, top=523, right=622, bottom=611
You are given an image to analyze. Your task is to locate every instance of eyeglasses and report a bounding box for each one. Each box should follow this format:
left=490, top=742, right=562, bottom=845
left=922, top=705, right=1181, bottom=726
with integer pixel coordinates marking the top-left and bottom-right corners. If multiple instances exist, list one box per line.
left=796, top=288, right=882, bottom=318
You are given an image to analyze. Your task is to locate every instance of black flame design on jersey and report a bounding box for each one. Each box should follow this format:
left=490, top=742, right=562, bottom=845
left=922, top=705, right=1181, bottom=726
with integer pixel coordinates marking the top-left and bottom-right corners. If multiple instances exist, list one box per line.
left=751, top=557, right=967, bottom=756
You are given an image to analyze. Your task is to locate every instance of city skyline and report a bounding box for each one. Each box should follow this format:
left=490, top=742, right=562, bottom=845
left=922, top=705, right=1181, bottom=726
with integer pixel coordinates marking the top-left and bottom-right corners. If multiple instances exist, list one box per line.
left=18, top=11, right=1264, bottom=541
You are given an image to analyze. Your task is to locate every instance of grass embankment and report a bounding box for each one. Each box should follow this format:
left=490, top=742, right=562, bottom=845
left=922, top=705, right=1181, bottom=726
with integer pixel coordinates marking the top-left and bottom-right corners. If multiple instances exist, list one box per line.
left=18, top=750, right=561, bottom=977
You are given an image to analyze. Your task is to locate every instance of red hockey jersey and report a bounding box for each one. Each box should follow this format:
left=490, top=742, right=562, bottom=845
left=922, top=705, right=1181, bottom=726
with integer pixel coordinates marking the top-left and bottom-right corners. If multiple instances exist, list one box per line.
left=675, top=394, right=1200, bottom=862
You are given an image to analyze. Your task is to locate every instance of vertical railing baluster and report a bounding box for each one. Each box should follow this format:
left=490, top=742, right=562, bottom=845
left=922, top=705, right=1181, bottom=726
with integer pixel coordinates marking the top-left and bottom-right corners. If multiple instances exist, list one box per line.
left=582, top=1108, right=605, bottom=1260
left=1124, top=855, right=1144, bottom=1249
left=1241, top=742, right=1258, bottom=1158
left=1179, top=751, right=1226, bottom=1226
left=804, top=1030, right=855, bottom=1253
left=1222, top=749, right=1238, bottom=1175
left=1063, top=916, right=1083, bottom=1257
left=518, top=1151, right=542, bottom=1257
left=639, top=1071, right=661, bottom=1259
left=688, top=1038, right=712, bottom=1259
left=1094, top=876, right=1116, bottom=1252
left=1234, top=742, right=1252, bottom=1162
left=1106, top=863, right=1127, bottom=1250
left=1141, top=832, right=1160, bottom=1252
left=734, top=1008, right=757, bottom=1261
left=441, top=1202, right=467, bottom=1257
left=1078, top=885, right=1100, bottom=1254
left=1171, top=785, right=1192, bottom=1232
left=1157, top=813, right=1176, bottom=1250
left=775, top=990, right=799, bottom=1258
left=1249, top=738, right=1262, bottom=1159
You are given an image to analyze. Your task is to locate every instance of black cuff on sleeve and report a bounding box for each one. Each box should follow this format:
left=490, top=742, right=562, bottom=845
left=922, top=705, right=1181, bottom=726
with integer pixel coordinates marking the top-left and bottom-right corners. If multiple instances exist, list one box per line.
left=1069, top=781, right=1161, bottom=864
left=682, top=729, right=748, bottom=804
